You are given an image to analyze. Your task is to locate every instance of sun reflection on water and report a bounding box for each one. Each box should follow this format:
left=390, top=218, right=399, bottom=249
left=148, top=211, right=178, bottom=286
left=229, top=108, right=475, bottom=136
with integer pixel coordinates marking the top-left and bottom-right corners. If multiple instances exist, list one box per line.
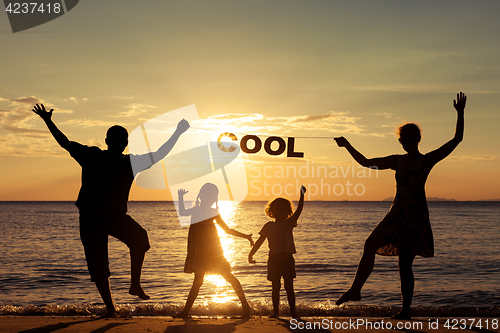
left=204, top=200, right=240, bottom=303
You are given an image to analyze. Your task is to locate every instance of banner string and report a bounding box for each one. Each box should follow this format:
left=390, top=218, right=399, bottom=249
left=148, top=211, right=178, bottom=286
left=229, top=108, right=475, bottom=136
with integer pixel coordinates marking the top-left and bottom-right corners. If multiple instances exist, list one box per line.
left=190, top=127, right=337, bottom=139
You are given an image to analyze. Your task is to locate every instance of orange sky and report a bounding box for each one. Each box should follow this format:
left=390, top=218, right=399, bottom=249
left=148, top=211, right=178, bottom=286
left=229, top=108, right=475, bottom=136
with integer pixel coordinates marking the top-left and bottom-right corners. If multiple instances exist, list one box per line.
left=1, top=1, right=499, bottom=201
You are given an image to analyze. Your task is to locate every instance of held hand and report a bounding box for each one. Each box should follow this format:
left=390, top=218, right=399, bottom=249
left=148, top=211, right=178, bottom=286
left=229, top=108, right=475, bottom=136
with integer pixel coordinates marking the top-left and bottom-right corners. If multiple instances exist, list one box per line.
left=178, top=189, right=188, bottom=196
left=32, top=104, right=53, bottom=122
left=247, top=234, right=254, bottom=247
left=176, top=119, right=190, bottom=134
left=248, top=255, right=256, bottom=264
left=453, top=92, right=466, bottom=113
left=334, top=136, right=350, bottom=148
left=300, top=185, right=306, bottom=194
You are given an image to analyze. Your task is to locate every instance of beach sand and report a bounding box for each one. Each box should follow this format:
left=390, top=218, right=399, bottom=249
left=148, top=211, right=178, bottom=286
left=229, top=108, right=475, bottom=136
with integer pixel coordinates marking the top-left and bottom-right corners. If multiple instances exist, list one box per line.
left=1, top=316, right=499, bottom=333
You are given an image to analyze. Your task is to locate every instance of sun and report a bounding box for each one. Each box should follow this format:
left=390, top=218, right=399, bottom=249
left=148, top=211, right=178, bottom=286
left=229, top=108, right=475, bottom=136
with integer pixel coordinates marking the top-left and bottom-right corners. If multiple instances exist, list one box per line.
left=216, top=132, right=238, bottom=152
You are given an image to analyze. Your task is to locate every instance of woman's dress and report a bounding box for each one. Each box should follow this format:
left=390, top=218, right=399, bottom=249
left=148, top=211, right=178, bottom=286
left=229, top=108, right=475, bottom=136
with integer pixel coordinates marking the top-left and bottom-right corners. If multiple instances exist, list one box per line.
left=372, top=153, right=436, bottom=257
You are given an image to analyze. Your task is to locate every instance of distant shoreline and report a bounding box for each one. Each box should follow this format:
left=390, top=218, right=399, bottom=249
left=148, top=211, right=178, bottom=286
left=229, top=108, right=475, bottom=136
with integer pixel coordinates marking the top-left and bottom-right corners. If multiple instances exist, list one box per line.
left=1, top=199, right=499, bottom=202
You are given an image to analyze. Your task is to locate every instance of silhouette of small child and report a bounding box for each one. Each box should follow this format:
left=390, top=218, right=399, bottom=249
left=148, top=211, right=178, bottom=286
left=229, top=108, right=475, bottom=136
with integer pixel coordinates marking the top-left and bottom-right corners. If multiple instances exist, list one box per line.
left=248, top=185, right=306, bottom=318
left=175, top=183, right=254, bottom=318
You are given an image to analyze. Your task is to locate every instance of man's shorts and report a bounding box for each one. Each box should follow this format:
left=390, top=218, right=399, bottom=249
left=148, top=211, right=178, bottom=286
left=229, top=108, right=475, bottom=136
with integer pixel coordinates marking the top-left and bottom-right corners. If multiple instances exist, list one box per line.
left=267, top=252, right=296, bottom=282
left=79, top=214, right=150, bottom=282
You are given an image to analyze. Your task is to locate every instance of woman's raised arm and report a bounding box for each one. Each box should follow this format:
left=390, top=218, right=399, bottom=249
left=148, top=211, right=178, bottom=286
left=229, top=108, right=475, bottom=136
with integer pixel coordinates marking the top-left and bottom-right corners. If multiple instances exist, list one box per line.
left=427, top=92, right=466, bottom=165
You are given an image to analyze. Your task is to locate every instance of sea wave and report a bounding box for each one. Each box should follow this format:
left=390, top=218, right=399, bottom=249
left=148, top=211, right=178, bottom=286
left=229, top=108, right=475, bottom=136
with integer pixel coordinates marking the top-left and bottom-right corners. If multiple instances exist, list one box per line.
left=1, top=302, right=499, bottom=318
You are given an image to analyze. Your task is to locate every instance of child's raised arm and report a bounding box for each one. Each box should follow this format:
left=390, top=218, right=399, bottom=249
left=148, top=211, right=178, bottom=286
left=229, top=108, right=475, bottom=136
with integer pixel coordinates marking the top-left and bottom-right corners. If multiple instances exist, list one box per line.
left=289, top=185, right=306, bottom=225
left=248, top=235, right=266, bottom=263
left=177, top=189, right=192, bottom=216
left=214, top=215, right=254, bottom=247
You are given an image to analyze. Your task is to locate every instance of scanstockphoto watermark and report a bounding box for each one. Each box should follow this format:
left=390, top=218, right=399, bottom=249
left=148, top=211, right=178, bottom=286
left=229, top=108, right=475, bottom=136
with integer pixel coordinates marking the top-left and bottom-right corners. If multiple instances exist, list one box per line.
left=249, top=161, right=379, bottom=199
left=290, top=318, right=423, bottom=331
left=290, top=318, right=499, bottom=331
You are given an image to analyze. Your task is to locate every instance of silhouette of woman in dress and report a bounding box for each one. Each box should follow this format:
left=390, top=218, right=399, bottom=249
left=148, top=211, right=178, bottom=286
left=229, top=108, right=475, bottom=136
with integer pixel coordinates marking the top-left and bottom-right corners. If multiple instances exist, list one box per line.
left=175, top=183, right=254, bottom=318
left=334, top=93, right=466, bottom=319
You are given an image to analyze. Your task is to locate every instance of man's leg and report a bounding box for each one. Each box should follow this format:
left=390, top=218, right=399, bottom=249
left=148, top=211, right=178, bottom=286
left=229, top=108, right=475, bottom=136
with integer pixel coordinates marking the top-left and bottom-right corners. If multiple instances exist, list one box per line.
left=129, top=250, right=149, bottom=299
left=109, top=215, right=151, bottom=300
left=94, top=277, right=116, bottom=317
left=80, top=215, right=115, bottom=316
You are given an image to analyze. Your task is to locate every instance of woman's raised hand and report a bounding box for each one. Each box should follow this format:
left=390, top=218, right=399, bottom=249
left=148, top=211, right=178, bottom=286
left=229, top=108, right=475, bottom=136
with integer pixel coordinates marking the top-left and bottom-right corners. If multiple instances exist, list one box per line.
left=178, top=189, right=188, bottom=196
left=32, top=104, right=53, bottom=122
left=334, top=137, right=350, bottom=147
left=453, top=92, right=467, bottom=113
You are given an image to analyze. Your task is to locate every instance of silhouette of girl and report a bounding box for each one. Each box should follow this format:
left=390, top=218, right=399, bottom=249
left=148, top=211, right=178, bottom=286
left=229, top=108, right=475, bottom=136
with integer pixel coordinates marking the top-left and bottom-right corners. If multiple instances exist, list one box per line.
left=334, top=93, right=466, bottom=319
left=175, top=183, right=254, bottom=318
left=249, top=185, right=306, bottom=318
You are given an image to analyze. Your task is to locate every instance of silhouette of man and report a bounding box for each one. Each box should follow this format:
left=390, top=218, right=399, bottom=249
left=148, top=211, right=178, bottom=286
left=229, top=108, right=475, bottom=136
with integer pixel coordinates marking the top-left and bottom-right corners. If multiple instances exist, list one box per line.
left=33, top=103, right=190, bottom=317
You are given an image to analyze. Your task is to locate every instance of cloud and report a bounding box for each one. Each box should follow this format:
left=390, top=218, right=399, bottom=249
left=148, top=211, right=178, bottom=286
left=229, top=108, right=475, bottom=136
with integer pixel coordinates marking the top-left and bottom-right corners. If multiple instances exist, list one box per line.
left=0, top=96, right=77, bottom=156
left=0, top=96, right=47, bottom=134
left=64, top=97, right=89, bottom=104
left=0, top=131, right=66, bottom=157
left=446, top=155, right=498, bottom=161
left=111, top=96, right=135, bottom=100
left=60, top=118, right=119, bottom=128
left=286, top=112, right=363, bottom=134
left=195, top=111, right=365, bottom=137
left=113, top=103, right=157, bottom=117
left=86, top=139, right=104, bottom=149
left=289, top=113, right=341, bottom=123
left=10, top=96, right=43, bottom=105
left=0, top=130, right=106, bottom=158
left=2, top=124, right=47, bottom=134
left=352, top=84, right=500, bottom=94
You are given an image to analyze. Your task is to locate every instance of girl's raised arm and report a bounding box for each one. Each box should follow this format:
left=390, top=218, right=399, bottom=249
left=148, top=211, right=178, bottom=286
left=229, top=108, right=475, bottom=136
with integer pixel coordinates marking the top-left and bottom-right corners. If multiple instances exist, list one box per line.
left=177, top=189, right=192, bottom=216
left=427, top=92, right=466, bottom=165
left=289, top=185, right=306, bottom=226
left=334, top=137, right=396, bottom=170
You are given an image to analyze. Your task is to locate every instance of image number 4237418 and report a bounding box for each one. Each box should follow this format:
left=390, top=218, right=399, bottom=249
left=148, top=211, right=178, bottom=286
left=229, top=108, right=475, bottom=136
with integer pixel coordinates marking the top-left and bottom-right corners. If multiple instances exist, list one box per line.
left=3, top=0, right=79, bottom=33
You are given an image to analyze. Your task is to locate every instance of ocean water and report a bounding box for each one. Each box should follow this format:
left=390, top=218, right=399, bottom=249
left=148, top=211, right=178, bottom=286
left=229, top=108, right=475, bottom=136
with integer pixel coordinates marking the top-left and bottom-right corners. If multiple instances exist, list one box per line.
left=0, top=201, right=499, bottom=317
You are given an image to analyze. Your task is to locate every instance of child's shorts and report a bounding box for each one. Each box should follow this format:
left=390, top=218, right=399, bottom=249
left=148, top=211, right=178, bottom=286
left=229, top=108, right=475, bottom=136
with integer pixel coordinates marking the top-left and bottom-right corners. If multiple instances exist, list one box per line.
left=267, top=252, right=296, bottom=281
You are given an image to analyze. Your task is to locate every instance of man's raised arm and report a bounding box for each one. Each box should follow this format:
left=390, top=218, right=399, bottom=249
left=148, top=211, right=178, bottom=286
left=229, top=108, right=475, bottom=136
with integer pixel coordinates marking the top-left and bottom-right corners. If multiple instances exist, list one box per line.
left=131, top=119, right=190, bottom=175
left=150, top=119, right=190, bottom=163
left=33, top=104, right=70, bottom=150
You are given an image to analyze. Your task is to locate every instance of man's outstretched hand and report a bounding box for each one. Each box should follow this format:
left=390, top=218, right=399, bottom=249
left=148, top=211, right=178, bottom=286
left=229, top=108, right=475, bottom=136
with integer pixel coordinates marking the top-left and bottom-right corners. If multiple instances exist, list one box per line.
left=176, top=119, right=190, bottom=134
left=32, top=104, right=53, bottom=122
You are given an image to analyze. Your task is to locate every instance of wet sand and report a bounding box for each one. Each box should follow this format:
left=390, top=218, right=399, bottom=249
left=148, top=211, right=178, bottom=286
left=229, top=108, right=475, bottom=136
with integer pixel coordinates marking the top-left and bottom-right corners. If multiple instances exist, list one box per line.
left=1, top=316, right=499, bottom=333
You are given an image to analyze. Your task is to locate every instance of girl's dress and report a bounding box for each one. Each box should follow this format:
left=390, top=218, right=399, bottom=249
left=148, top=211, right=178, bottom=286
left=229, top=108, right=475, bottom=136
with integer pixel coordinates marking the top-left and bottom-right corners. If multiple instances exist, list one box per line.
left=371, top=153, right=436, bottom=257
left=184, top=206, right=231, bottom=274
